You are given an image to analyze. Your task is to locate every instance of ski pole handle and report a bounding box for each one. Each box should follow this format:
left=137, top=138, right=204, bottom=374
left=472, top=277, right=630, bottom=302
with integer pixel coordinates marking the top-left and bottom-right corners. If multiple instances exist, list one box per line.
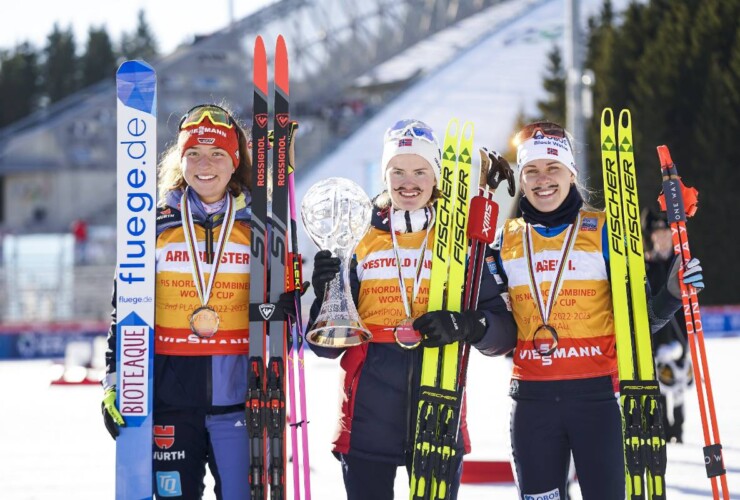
left=467, top=197, right=498, bottom=244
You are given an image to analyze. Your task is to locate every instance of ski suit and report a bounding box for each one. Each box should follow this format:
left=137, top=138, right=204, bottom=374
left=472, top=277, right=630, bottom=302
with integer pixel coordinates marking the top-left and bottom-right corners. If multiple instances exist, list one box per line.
left=494, top=208, right=682, bottom=500
left=310, top=204, right=516, bottom=500
left=105, top=188, right=252, bottom=499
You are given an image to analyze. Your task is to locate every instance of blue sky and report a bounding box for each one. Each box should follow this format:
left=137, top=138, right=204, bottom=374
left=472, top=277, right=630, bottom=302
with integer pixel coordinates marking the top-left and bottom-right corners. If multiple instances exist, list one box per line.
left=2, top=0, right=275, bottom=54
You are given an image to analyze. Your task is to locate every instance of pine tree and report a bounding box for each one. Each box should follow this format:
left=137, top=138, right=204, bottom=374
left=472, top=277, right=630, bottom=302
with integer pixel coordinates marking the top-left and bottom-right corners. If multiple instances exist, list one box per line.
left=43, top=24, right=79, bottom=104
left=0, top=43, right=40, bottom=127
left=80, top=27, right=117, bottom=87
left=536, top=44, right=566, bottom=126
left=583, top=0, right=740, bottom=303
left=120, top=10, right=159, bottom=61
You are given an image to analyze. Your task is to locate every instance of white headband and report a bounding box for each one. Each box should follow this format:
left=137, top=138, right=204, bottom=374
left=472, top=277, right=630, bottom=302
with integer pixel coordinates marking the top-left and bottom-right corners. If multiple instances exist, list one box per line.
left=516, top=135, right=577, bottom=177
left=381, top=133, right=441, bottom=181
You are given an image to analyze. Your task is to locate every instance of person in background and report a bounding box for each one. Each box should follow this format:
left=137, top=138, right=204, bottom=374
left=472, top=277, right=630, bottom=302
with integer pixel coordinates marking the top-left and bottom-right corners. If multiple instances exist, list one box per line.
left=309, top=118, right=516, bottom=500
left=488, top=121, right=704, bottom=499
left=71, top=218, right=89, bottom=264
left=642, top=206, right=695, bottom=444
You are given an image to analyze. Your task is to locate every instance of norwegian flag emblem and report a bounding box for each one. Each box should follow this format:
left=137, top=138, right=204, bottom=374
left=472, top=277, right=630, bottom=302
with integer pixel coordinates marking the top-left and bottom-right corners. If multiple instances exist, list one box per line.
left=398, top=138, right=413, bottom=147
left=547, top=147, right=558, bottom=156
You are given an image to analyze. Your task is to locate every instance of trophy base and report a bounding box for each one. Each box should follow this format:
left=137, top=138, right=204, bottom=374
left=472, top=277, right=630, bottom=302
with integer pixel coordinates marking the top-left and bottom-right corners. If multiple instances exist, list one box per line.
left=306, top=319, right=372, bottom=348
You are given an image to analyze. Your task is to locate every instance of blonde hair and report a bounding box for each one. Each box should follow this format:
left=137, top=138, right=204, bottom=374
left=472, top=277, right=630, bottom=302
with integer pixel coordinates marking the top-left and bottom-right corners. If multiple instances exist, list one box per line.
left=157, top=105, right=251, bottom=205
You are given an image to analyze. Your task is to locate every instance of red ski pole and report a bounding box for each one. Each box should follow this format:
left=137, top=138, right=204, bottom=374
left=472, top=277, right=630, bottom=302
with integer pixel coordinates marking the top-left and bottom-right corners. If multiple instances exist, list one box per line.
left=458, top=148, right=515, bottom=385
left=657, top=145, right=729, bottom=500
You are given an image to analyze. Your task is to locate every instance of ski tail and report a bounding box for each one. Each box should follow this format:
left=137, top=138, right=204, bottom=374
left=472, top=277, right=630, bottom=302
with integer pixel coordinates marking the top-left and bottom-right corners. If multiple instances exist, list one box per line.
left=657, top=146, right=730, bottom=500
left=115, top=59, right=157, bottom=500
left=248, top=35, right=269, bottom=500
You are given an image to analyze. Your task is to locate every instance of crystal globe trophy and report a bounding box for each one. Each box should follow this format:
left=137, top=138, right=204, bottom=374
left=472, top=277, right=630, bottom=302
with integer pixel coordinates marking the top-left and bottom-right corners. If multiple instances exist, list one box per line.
left=301, top=177, right=372, bottom=347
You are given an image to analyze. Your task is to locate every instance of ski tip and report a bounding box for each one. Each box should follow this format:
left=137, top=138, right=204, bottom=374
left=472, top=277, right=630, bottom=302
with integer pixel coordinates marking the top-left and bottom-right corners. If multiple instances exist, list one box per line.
left=254, top=35, right=265, bottom=50
left=601, top=107, right=613, bottom=125
left=116, top=60, right=156, bottom=115
left=656, top=145, right=672, bottom=167
left=462, top=121, right=474, bottom=141
left=117, top=60, right=154, bottom=76
left=618, top=108, right=631, bottom=128
left=445, top=118, right=460, bottom=137
left=253, top=36, right=268, bottom=93
left=275, top=35, right=289, bottom=93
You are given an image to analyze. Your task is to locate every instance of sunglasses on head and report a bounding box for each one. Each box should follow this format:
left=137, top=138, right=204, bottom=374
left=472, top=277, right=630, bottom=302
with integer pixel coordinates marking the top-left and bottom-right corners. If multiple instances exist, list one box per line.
left=515, top=121, right=573, bottom=149
left=179, top=104, right=235, bottom=130
left=386, top=119, right=437, bottom=144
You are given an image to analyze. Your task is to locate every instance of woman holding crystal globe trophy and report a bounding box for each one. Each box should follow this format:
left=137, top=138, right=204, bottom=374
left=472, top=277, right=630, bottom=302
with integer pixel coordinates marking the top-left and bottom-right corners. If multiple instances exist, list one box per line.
left=301, top=119, right=517, bottom=500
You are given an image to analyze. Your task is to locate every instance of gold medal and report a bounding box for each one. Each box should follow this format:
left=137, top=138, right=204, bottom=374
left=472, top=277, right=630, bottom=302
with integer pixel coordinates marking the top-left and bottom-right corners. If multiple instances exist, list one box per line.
left=190, top=306, right=220, bottom=339
left=394, top=317, right=421, bottom=350
left=533, top=324, right=559, bottom=356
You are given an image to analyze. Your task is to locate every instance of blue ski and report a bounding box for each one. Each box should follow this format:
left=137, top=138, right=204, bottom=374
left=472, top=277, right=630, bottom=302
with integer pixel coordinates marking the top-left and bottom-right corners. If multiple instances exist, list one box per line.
left=115, top=60, right=157, bottom=500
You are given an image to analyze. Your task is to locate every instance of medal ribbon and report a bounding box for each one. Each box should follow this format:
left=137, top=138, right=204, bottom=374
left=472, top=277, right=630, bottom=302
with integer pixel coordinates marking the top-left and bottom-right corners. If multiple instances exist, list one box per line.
left=389, top=208, right=433, bottom=320
left=180, top=188, right=237, bottom=308
left=522, top=213, right=581, bottom=328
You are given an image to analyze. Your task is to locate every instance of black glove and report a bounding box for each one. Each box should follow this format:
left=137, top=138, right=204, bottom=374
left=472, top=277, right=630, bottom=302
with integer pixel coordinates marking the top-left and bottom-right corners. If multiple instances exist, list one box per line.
left=277, top=281, right=310, bottom=318
left=312, top=250, right=340, bottom=302
left=414, top=310, right=488, bottom=347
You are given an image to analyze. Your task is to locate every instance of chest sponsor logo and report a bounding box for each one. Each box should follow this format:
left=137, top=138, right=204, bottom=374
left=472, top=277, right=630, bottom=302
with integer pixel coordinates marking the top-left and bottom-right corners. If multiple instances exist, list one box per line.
left=581, top=217, right=598, bottom=231
left=486, top=256, right=503, bottom=284
left=519, top=345, right=603, bottom=367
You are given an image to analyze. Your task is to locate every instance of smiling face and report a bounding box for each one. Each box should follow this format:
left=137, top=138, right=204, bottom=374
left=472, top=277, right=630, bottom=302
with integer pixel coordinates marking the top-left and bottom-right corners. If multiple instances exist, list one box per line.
left=519, top=159, right=574, bottom=213
left=385, top=154, right=436, bottom=211
left=181, top=145, right=235, bottom=203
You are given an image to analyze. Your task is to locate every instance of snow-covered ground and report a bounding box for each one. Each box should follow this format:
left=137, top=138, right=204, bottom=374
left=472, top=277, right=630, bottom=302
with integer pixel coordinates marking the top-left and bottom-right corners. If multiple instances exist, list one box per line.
left=0, top=337, right=737, bottom=499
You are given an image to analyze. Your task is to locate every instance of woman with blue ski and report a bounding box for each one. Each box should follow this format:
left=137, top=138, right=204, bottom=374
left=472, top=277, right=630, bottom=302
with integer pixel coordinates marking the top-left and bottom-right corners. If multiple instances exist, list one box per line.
left=102, top=103, right=295, bottom=499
